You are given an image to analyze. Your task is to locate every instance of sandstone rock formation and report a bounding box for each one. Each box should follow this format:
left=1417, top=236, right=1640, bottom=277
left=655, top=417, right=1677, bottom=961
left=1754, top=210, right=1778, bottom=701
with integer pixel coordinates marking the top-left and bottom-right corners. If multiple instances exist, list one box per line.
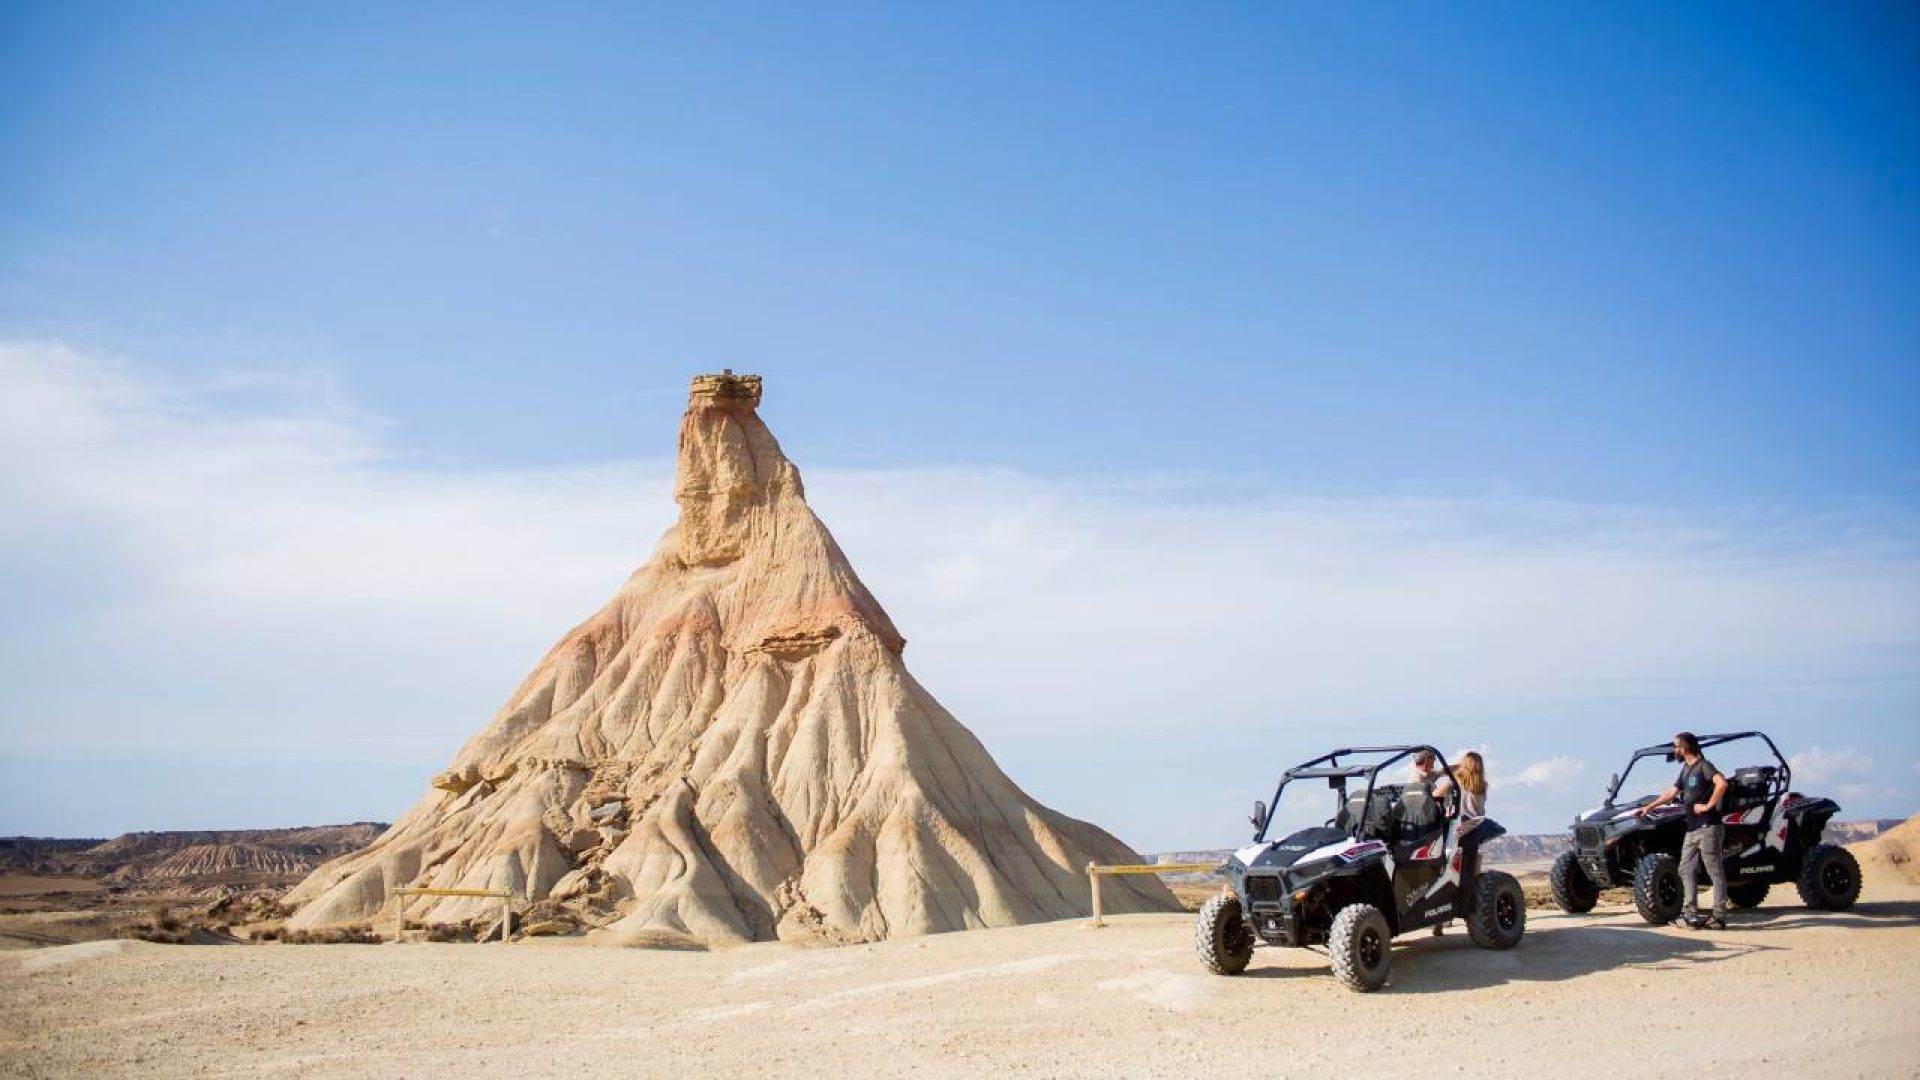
left=286, top=373, right=1174, bottom=944
left=1851, top=812, right=1920, bottom=885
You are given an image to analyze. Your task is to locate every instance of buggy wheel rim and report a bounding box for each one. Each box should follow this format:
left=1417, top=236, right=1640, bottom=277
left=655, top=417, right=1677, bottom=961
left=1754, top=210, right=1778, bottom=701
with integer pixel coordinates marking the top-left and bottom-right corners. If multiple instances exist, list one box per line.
left=1822, top=861, right=1851, bottom=896
left=1359, top=926, right=1383, bottom=970
left=1496, top=891, right=1518, bottom=930
left=1657, top=872, right=1680, bottom=908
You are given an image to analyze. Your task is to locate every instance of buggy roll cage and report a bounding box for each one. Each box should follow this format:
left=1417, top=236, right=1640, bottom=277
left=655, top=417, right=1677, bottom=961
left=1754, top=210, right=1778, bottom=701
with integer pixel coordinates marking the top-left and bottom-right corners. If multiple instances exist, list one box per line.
left=1603, top=731, right=1791, bottom=807
left=1254, top=745, right=1459, bottom=844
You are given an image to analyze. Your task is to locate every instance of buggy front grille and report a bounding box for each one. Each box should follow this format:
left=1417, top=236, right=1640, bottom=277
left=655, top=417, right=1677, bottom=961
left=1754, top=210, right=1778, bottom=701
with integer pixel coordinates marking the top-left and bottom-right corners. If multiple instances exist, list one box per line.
left=1245, top=875, right=1284, bottom=905
left=1575, top=826, right=1604, bottom=850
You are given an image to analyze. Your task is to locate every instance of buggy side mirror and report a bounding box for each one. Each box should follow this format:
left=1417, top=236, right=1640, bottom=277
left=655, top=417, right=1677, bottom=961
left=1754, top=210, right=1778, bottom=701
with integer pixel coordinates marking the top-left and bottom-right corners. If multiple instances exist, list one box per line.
left=1604, top=774, right=1619, bottom=804
left=1250, top=800, right=1268, bottom=834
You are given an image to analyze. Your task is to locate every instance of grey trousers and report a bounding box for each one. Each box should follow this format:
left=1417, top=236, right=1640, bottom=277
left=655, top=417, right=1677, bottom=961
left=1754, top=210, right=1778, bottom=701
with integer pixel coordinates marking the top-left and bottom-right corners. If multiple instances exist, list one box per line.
left=1679, top=823, right=1727, bottom=919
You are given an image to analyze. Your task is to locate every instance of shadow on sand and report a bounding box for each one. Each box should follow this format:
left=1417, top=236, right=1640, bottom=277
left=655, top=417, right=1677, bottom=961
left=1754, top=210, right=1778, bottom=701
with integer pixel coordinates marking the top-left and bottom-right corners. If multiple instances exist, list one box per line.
left=1726, top=899, right=1920, bottom=930
left=1385, top=900, right=1920, bottom=993
left=1212, top=900, right=1918, bottom=992
left=1384, top=917, right=1780, bottom=993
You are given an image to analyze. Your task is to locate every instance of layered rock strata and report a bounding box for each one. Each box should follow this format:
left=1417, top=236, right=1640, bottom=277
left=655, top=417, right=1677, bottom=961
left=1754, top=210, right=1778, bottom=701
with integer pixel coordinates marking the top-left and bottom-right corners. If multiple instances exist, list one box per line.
left=287, top=373, right=1174, bottom=944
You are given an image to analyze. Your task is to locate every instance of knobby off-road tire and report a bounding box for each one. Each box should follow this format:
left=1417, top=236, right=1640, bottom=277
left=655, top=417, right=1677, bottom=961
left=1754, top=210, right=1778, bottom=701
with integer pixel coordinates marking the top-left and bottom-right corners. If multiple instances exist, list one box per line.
left=1193, top=894, right=1254, bottom=975
left=1633, top=852, right=1683, bottom=924
left=1550, top=850, right=1600, bottom=914
left=1466, top=870, right=1526, bottom=949
left=1328, top=903, right=1392, bottom=992
left=1726, top=882, right=1770, bottom=909
left=1795, top=843, right=1862, bottom=911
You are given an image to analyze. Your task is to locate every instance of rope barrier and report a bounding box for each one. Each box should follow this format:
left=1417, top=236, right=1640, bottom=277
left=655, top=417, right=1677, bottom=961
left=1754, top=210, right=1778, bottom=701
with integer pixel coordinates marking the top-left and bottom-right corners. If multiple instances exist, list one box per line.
left=394, top=887, right=515, bottom=942
left=1085, top=861, right=1224, bottom=927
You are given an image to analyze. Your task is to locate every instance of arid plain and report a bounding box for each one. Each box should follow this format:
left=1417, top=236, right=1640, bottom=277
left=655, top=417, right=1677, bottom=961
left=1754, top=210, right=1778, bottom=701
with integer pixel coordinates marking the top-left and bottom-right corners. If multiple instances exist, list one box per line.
left=6, top=880, right=1917, bottom=1080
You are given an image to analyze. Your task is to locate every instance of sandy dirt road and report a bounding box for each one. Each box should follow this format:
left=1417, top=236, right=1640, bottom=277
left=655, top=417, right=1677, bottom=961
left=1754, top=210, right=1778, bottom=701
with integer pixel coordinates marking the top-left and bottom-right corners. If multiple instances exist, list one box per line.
left=4, top=885, right=1916, bottom=1080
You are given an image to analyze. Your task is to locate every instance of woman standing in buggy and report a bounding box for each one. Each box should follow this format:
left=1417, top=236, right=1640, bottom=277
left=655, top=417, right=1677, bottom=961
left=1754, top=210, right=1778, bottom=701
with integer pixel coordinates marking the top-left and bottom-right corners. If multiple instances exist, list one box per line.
left=1429, top=751, right=1490, bottom=935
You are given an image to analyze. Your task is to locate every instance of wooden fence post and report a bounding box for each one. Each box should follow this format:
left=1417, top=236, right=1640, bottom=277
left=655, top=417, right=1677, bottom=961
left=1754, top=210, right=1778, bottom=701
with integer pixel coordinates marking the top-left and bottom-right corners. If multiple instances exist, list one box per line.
left=1087, top=862, right=1104, bottom=928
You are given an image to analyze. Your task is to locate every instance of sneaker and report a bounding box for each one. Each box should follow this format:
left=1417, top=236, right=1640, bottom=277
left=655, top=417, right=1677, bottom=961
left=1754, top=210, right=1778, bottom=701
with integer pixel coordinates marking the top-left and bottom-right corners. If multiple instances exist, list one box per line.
left=1681, top=915, right=1705, bottom=929
left=1701, top=916, right=1727, bottom=930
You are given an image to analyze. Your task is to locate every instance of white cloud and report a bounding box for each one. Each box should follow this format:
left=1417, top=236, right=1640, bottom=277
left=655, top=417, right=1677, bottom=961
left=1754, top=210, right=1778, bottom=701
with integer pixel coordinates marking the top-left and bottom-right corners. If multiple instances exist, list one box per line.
left=3, top=340, right=1918, bottom=845
left=1834, top=782, right=1880, bottom=805
left=0, top=341, right=674, bottom=763
left=1788, top=747, right=1874, bottom=786
left=1512, top=757, right=1583, bottom=788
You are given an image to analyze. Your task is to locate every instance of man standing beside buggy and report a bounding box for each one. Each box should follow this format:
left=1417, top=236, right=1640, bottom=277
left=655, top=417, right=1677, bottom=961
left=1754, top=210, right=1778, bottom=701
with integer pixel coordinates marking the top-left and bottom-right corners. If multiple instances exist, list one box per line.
left=1636, top=731, right=1731, bottom=929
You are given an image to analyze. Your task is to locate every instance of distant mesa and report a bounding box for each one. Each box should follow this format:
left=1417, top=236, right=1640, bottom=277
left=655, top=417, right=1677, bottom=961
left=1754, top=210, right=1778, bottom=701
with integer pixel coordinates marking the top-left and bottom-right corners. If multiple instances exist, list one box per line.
left=286, top=373, right=1175, bottom=944
left=0, top=824, right=386, bottom=884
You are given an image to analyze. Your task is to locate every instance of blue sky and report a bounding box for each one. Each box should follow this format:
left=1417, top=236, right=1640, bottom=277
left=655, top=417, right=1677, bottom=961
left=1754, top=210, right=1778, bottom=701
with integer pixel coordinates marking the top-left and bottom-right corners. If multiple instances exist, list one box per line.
left=1, top=3, right=1916, bottom=848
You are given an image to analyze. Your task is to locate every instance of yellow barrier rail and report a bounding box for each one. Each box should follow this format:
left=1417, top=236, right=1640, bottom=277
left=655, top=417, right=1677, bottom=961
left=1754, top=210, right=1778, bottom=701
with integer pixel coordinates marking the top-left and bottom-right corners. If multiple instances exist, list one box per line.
left=394, top=887, right=515, bottom=942
left=1085, top=861, right=1225, bottom=927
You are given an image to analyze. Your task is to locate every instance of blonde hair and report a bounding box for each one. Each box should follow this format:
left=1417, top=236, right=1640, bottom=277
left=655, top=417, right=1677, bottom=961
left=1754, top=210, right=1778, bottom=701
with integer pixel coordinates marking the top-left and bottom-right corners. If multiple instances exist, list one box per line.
left=1454, top=751, right=1487, bottom=796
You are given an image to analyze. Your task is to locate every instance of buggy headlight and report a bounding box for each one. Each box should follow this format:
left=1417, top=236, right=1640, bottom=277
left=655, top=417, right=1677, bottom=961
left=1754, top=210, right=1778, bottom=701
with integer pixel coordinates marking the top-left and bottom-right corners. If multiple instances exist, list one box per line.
left=1283, top=858, right=1337, bottom=891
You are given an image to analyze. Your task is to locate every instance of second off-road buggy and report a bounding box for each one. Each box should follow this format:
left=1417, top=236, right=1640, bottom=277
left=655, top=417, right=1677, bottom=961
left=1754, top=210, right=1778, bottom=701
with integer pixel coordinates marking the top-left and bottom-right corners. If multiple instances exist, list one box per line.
left=1195, top=745, right=1525, bottom=992
left=1549, top=731, right=1862, bottom=923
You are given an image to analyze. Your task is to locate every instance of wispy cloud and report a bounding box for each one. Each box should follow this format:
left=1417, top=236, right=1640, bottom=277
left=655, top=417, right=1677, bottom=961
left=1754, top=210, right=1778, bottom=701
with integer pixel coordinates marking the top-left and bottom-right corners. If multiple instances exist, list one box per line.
left=1512, top=757, right=1584, bottom=788
left=1786, top=746, right=1890, bottom=806
left=0, top=341, right=673, bottom=764
left=1788, top=747, right=1873, bottom=786
left=2, top=340, right=1917, bottom=844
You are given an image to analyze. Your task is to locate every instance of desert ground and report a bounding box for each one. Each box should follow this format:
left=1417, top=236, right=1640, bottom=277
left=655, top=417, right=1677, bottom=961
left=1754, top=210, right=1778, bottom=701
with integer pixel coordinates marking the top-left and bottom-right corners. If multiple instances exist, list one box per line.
left=4, top=881, right=1915, bottom=1080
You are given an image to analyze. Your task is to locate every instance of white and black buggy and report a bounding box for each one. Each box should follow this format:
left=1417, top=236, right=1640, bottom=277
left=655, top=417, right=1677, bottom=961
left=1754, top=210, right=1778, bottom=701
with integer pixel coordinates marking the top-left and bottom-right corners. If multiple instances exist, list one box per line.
left=1549, top=731, right=1861, bottom=922
left=1195, top=745, right=1524, bottom=992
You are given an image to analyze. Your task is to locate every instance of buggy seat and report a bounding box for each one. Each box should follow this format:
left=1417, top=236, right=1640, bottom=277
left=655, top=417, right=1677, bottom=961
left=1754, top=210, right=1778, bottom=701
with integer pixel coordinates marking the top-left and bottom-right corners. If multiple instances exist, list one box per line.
left=1341, top=785, right=1405, bottom=841
left=1396, top=783, right=1443, bottom=847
